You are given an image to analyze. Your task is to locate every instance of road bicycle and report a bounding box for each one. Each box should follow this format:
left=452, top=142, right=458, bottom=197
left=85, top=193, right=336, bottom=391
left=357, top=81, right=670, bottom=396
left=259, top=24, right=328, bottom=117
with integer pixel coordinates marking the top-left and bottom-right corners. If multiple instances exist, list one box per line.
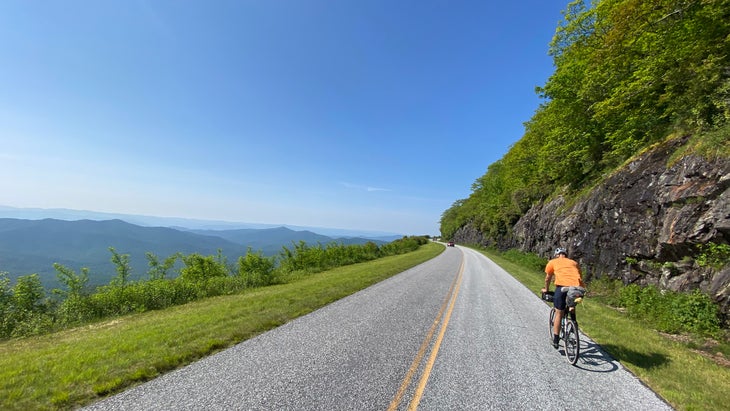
left=542, top=288, right=584, bottom=365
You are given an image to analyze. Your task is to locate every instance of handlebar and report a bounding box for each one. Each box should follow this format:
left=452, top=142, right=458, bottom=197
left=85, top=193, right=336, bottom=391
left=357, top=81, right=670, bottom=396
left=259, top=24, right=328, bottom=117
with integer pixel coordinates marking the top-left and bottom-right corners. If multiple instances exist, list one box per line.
left=541, top=286, right=586, bottom=308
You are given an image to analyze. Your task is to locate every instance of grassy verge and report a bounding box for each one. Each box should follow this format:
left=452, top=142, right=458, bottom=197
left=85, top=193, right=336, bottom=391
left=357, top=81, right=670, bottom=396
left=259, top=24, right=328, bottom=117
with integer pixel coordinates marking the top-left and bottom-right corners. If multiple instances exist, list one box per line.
left=477, top=247, right=730, bottom=411
left=0, top=243, right=443, bottom=411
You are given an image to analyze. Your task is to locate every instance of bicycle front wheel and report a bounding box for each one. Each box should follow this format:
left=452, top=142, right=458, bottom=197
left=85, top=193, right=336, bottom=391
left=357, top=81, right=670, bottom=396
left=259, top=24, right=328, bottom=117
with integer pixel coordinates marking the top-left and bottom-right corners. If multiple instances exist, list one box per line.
left=563, top=320, right=580, bottom=365
left=548, top=308, right=556, bottom=341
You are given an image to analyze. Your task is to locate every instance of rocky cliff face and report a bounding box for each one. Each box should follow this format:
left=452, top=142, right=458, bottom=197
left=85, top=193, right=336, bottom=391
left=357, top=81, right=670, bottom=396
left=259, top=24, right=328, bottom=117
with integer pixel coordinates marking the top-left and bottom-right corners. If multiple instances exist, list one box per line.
left=455, top=136, right=730, bottom=318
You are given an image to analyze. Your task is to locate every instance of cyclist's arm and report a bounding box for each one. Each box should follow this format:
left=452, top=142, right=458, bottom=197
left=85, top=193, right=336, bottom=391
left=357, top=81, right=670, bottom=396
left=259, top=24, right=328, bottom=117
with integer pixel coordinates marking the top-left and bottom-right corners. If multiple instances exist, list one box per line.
left=542, top=272, right=554, bottom=293
left=542, top=260, right=555, bottom=293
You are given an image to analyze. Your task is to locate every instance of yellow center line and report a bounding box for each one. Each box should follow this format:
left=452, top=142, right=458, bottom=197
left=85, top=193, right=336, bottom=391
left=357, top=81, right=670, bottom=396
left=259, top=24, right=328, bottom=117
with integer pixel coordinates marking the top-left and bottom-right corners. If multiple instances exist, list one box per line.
left=407, top=258, right=464, bottom=410
left=387, top=253, right=465, bottom=411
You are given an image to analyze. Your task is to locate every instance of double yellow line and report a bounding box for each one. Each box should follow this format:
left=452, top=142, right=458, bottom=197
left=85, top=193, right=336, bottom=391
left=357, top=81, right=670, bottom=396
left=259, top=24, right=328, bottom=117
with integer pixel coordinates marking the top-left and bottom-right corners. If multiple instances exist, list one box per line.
left=387, top=256, right=465, bottom=411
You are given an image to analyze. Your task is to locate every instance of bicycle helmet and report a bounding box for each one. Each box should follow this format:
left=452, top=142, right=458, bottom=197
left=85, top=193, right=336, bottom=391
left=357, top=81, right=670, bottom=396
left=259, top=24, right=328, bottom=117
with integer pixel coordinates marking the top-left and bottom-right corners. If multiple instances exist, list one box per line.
left=554, top=247, right=567, bottom=257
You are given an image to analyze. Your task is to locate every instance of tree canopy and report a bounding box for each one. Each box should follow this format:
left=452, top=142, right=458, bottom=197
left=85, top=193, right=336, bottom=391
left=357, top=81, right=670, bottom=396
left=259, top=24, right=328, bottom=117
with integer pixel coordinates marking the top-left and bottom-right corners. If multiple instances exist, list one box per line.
left=441, top=0, right=730, bottom=240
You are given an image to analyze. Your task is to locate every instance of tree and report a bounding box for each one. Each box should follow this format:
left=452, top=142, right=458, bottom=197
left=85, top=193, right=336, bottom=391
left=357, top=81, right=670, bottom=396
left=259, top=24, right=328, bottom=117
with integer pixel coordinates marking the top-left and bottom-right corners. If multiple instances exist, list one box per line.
left=179, top=251, right=229, bottom=282
left=109, top=247, right=132, bottom=287
left=441, top=0, right=730, bottom=243
left=0, top=272, right=13, bottom=336
left=146, top=252, right=181, bottom=280
left=237, top=248, right=276, bottom=287
left=52, top=263, right=93, bottom=325
left=52, top=263, right=89, bottom=299
left=12, top=274, right=46, bottom=313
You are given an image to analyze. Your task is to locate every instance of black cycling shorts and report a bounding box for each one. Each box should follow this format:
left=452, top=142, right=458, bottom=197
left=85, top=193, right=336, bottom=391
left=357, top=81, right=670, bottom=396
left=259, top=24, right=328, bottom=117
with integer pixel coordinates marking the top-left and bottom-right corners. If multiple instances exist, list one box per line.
left=554, top=285, right=568, bottom=310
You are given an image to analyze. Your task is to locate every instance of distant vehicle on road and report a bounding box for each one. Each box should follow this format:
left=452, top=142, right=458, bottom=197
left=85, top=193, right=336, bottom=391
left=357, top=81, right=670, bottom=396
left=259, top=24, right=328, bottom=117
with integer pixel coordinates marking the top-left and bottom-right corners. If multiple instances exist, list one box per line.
left=447, top=241, right=455, bottom=247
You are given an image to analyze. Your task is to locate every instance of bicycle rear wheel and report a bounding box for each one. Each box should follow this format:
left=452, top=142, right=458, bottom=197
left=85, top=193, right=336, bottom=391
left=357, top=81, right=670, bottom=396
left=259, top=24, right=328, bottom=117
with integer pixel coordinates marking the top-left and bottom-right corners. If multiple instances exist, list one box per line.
left=563, top=320, right=580, bottom=365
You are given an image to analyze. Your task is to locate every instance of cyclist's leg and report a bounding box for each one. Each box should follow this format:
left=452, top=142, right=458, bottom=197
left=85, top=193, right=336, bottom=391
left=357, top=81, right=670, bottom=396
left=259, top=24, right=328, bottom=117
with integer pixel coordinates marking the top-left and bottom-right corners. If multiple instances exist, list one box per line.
left=552, top=286, right=568, bottom=347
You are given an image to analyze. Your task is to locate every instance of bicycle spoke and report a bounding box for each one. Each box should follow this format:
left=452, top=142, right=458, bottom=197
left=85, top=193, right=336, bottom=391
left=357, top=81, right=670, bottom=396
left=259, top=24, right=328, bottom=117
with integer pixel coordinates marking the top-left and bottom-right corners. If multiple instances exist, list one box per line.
left=563, top=320, right=580, bottom=365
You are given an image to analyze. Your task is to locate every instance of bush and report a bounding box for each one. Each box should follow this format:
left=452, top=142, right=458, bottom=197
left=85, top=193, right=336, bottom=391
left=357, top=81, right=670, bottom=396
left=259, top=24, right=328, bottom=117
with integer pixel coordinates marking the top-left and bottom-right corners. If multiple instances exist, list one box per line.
left=1, top=239, right=430, bottom=339
left=618, top=284, right=721, bottom=338
left=1, top=274, right=54, bottom=337
left=8, top=309, right=54, bottom=338
left=277, top=237, right=428, bottom=277
left=179, top=252, right=230, bottom=282
left=380, top=236, right=427, bottom=256
left=197, top=276, right=250, bottom=298
left=501, top=249, right=547, bottom=272
left=671, top=290, right=721, bottom=336
left=238, top=249, right=276, bottom=287
left=585, top=276, right=622, bottom=306
left=696, top=242, right=730, bottom=269
left=56, top=295, right=96, bottom=326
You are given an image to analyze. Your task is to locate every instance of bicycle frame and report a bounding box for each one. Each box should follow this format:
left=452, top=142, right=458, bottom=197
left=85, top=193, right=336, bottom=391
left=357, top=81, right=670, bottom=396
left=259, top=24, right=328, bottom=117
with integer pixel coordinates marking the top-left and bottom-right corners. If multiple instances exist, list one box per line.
left=546, top=288, right=582, bottom=365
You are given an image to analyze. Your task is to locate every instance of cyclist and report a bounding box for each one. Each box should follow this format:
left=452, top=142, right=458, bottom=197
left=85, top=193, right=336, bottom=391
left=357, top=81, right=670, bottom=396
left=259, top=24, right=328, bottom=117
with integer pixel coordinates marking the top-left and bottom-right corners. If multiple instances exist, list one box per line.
left=542, top=247, right=585, bottom=348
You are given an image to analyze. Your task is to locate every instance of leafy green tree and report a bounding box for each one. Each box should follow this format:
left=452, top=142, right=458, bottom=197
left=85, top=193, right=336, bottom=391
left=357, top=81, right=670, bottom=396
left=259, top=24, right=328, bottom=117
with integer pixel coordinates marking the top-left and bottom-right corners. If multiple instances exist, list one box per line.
left=361, top=241, right=381, bottom=260
left=179, top=251, right=229, bottom=282
left=279, top=241, right=318, bottom=273
left=12, top=274, right=46, bottom=313
left=441, top=0, right=730, bottom=243
left=237, top=248, right=276, bottom=287
left=146, top=252, right=181, bottom=280
left=109, top=247, right=132, bottom=288
left=8, top=274, right=52, bottom=337
left=52, top=263, right=89, bottom=299
left=52, top=264, right=93, bottom=325
left=0, top=272, right=13, bottom=337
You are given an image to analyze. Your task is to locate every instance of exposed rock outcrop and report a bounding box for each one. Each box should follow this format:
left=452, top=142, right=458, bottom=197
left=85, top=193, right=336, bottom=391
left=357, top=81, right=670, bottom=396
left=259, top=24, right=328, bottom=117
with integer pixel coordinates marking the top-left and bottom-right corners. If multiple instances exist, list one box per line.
left=456, top=136, right=730, bottom=318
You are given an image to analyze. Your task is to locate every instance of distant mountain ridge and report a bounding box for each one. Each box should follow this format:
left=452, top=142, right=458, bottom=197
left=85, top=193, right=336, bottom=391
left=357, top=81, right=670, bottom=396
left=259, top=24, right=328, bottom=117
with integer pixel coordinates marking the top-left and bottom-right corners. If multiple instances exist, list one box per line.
left=185, top=227, right=384, bottom=255
left=0, top=205, right=403, bottom=240
left=0, top=218, right=389, bottom=289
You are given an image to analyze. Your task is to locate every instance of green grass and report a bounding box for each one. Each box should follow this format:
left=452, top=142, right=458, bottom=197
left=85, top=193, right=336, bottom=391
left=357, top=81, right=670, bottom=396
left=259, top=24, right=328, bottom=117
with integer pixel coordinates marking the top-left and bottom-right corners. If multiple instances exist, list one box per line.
left=0, top=243, right=443, bottom=411
left=477, top=247, right=730, bottom=411
left=7, top=241, right=726, bottom=411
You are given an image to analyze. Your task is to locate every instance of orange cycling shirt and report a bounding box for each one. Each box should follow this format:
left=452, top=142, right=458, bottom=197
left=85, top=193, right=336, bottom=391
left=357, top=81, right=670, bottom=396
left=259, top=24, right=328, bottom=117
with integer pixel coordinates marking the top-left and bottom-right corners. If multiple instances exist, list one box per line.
left=545, top=257, right=583, bottom=287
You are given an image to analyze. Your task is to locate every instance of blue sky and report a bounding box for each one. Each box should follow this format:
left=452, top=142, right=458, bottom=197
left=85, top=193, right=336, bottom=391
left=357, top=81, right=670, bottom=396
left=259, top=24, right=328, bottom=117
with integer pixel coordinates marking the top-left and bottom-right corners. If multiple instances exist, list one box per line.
left=0, top=1, right=566, bottom=236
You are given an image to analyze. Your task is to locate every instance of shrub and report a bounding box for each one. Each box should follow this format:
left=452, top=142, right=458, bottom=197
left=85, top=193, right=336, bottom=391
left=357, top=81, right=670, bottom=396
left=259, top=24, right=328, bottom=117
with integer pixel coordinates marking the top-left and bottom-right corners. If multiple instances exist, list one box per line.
left=380, top=236, right=427, bottom=256
left=52, top=263, right=90, bottom=299
left=55, top=294, right=95, bottom=326
left=671, top=290, right=721, bottom=336
left=1, top=239, right=430, bottom=339
left=0, top=274, right=54, bottom=337
left=238, top=249, right=276, bottom=287
left=501, top=249, right=547, bottom=272
left=585, top=276, right=622, bottom=306
left=109, top=247, right=132, bottom=287
left=8, top=309, right=54, bottom=338
left=179, top=252, right=230, bottom=282
left=618, top=284, right=721, bottom=338
left=146, top=252, right=181, bottom=280
left=696, top=242, right=730, bottom=269
left=198, top=276, right=249, bottom=297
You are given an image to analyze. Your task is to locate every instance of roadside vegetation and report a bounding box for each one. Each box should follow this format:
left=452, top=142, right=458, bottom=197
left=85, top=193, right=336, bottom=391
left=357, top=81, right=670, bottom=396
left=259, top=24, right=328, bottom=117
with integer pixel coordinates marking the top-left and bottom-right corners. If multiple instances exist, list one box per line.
left=0, top=240, right=442, bottom=410
left=478, top=246, right=730, bottom=411
left=437, top=4, right=730, bottom=408
left=0, top=236, right=430, bottom=340
left=440, top=0, right=730, bottom=241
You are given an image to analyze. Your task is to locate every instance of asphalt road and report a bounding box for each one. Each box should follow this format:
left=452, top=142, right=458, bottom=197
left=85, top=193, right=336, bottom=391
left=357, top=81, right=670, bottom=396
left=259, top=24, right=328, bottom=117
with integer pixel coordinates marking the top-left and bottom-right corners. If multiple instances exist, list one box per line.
left=84, top=246, right=673, bottom=410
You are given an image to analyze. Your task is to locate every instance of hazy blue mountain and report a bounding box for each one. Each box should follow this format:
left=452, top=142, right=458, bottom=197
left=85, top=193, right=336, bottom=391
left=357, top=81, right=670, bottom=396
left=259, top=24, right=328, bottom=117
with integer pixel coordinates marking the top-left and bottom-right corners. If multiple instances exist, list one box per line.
left=0, top=218, right=249, bottom=288
left=0, top=205, right=404, bottom=240
left=185, top=227, right=386, bottom=255
left=0, top=218, right=391, bottom=290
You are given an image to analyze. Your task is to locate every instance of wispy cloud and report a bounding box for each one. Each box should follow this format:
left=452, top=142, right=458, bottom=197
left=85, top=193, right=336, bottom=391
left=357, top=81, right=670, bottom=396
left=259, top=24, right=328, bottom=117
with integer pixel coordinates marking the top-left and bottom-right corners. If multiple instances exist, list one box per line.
left=341, top=182, right=392, bottom=192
